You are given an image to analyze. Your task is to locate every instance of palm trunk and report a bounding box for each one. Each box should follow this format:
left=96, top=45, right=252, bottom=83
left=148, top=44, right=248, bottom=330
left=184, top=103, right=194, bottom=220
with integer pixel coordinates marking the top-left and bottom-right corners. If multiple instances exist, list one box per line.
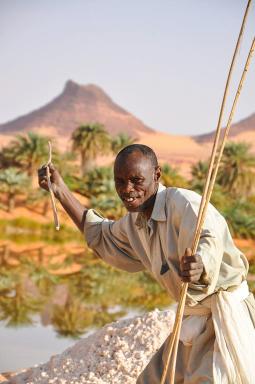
left=8, top=192, right=15, bottom=212
left=81, top=152, right=94, bottom=177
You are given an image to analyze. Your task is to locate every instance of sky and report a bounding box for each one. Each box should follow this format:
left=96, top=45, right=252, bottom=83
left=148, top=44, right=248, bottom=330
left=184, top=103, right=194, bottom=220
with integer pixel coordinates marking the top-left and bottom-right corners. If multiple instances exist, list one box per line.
left=0, top=0, right=254, bottom=136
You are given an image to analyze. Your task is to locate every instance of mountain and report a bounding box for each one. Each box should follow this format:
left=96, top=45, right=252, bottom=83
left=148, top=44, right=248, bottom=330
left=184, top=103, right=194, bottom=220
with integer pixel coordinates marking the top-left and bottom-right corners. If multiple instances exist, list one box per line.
left=0, top=80, right=254, bottom=176
left=194, top=113, right=255, bottom=143
left=0, top=80, right=154, bottom=138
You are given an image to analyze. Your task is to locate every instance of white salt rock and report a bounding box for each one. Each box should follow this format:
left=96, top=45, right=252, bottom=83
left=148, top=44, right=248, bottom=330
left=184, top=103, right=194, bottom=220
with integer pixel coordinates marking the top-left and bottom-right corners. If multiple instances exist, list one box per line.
left=9, top=309, right=175, bottom=384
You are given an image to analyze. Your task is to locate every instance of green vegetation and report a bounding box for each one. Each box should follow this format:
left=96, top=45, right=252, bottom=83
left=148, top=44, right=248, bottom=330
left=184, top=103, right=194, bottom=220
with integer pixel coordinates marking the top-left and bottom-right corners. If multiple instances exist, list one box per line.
left=218, top=142, right=255, bottom=198
left=111, top=132, right=137, bottom=154
left=84, top=166, right=126, bottom=219
left=0, top=246, right=171, bottom=337
left=160, top=164, right=189, bottom=188
left=0, top=168, right=30, bottom=212
left=0, top=217, right=83, bottom=244
left=0, top=131, right=255, bottom=239
left=1, top=132, right=56, bottom=177
left=71, top=123, right=111, bottom=176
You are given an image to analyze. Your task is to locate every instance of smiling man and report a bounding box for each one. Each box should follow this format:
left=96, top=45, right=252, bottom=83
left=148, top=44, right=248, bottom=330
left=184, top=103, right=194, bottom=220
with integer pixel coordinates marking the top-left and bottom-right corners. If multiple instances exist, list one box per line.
left=38, top=144, right=255, bottom=383
left=114, top=145, right=161, bottom=216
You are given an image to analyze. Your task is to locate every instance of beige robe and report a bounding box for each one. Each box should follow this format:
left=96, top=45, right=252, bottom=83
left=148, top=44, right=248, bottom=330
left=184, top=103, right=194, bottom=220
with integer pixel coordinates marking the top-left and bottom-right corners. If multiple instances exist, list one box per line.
left=84, top=184, right=255, bottom=383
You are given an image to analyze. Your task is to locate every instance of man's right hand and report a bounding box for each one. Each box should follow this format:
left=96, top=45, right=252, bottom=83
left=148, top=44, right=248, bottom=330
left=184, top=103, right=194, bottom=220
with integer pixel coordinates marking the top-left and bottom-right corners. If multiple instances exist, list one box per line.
left=38, top=163, right=87, bottom=233
left=38, top=163, right=66, bottom=199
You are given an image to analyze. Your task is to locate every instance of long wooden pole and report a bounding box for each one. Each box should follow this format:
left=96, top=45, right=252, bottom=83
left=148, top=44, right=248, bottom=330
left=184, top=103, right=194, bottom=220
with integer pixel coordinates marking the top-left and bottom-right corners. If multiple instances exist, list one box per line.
left=170, top=36, right=255, bottom=384
left=160, top=1, right=253, bottom=383
left=189, top=0, right=253, bottom=260
left=206, top=37, right=255, bottom=202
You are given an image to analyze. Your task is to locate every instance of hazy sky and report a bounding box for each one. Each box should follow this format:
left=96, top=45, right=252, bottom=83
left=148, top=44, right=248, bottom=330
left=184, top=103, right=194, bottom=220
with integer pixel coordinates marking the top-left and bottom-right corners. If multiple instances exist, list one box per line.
left=0, top=0, right=254, bottom=135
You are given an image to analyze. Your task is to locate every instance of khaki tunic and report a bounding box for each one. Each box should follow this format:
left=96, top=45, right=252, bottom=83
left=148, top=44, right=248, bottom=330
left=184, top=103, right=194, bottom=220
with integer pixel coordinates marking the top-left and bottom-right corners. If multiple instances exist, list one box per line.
left=84, top=184, right=255, bottom=383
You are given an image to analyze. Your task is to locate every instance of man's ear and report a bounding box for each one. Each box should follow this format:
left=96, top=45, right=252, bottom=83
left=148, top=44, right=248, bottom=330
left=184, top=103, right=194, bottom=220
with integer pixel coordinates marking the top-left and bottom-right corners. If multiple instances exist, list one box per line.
left=154, top=166, right=161, bottom=181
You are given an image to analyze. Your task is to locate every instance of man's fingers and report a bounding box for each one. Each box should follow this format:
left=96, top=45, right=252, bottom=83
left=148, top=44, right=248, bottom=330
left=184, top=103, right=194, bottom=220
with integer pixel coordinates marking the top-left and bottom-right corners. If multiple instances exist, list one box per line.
left=48, top=162, right=56, bottom=171
left=180, top=249, right=204, bottom=282
left=181, top=268, right=203, bottom=277
left=182, top=255, right=201, bottom=264
left=181, top=274, right=202, bottom=283
left=38, top=179, right=49, bottom=192
left=38, top=168, right=47, bottom=176
left=182, top=261, right=203, bottom=271
left=38, top=163, right=55, bottom=174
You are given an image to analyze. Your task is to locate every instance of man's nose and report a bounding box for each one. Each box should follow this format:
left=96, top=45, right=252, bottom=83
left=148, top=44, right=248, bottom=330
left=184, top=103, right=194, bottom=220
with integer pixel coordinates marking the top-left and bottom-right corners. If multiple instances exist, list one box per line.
left=122, top=180, right=135, bottom=194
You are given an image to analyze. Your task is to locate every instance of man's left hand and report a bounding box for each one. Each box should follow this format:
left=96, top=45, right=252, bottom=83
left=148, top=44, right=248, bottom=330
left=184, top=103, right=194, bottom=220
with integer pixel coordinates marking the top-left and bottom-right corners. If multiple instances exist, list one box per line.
left=180, top=248, right=204, bottom=283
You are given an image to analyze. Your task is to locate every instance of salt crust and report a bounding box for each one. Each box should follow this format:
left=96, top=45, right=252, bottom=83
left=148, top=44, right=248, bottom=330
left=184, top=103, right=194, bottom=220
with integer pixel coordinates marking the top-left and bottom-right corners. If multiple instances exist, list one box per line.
left=9, top=309, right=175, bottom=384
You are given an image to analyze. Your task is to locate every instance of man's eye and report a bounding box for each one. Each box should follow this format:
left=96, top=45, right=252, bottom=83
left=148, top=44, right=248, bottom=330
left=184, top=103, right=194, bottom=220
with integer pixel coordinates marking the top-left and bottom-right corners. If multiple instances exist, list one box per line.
left=133, top=178, right=143, bottom=184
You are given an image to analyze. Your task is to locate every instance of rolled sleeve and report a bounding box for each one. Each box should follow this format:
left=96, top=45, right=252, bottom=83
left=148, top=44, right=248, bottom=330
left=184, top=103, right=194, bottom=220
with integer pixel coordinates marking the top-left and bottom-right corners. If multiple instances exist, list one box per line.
left=84, top=209, right=145, bottom=273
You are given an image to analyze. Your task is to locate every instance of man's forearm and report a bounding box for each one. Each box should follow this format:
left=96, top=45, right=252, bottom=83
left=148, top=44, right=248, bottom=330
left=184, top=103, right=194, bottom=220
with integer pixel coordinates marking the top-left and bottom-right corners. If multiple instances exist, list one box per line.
left=57, top=185, right=88, bottom=233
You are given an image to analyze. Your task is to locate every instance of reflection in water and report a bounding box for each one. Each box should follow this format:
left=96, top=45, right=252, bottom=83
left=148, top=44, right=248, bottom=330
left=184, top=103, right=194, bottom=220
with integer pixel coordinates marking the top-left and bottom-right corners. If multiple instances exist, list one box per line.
left=1, top=239, right=255, bottom=372
left=0, top=242, right=171, bottom=339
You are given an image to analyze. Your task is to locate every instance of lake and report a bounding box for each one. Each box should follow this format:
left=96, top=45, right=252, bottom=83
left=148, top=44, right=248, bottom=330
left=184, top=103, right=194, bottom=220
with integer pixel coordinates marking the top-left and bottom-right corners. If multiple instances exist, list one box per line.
left=0, top=240, right=171, bottom=372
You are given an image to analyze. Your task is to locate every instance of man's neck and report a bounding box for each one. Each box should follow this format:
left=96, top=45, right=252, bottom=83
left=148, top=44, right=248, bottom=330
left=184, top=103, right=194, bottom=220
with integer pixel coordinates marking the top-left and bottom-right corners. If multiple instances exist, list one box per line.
left=142, top=186, right=159, bottom=220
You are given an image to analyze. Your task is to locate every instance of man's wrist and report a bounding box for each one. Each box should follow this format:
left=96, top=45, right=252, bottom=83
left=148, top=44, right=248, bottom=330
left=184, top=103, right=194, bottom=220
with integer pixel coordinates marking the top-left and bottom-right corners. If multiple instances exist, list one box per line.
left=54, top=182, right=70, bottom=202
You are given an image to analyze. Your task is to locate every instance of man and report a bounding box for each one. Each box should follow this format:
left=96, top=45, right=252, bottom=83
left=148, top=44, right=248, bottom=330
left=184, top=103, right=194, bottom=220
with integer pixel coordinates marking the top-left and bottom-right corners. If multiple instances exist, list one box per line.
left=38, top=144, right=255, bottom=383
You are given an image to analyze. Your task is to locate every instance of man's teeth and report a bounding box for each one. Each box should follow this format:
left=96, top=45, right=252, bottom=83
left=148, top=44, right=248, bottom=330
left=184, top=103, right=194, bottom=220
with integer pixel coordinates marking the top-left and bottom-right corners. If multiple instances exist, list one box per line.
left=126, top=197, right=135, bottom=202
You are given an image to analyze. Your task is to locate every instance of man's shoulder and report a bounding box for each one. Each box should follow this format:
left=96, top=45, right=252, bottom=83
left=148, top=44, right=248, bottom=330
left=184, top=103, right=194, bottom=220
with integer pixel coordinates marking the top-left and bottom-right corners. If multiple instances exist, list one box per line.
left=164, top=186, right=201, bottom=204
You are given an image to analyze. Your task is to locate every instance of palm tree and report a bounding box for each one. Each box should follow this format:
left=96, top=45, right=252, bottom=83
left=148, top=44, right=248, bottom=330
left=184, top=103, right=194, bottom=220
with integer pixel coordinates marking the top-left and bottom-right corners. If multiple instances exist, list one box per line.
left=0, top=146, right=20, bottom=169
left=91, top=194, right=126, bottom=220
left=71, top=123, right=111, bottom=176
left=223, top=202, right=255, bottom=239
left=53, top=150, right=78, bottom=178
left=84, top=166, right=126, bottom=219
left=51, top=296, right=94, bottom=338
left=85, top=166, right=115, bottom=197
left=111, top=133, right=136, bottom=154
left=217, top=142, right=255, bottom=198
left=0, top=168, right=30, bottom=212
left=160, top=164, right=189, bottom=188
left=191, top=160, right=208, bottom=183
left=6, top=132, right=53, bottom=177
left=190, top=160, right=209, bottom=194
left=0, top=278, right=42, bottom=327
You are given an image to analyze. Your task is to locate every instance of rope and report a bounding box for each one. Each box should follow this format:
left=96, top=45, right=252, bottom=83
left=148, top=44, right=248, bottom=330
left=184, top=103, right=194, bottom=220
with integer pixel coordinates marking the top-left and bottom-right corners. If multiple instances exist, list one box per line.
left=160, top=1, right=254, bottom=382
left=46, top=141, right=60, bottom=230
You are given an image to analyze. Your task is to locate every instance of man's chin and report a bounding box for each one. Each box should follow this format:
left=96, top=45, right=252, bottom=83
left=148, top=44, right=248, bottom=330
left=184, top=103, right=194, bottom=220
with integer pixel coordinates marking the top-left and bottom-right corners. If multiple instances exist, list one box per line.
left=125, top=204, right=140, bottom=212
left=123, top=201, right=142, bottom=212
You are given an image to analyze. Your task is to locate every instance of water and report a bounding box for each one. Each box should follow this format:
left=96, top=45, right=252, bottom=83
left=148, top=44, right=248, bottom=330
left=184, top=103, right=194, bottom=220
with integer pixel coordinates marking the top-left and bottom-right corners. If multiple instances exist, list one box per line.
left=0, top=308, right=143, bottom=372
left=0, top=241, right=171, bottom=373
left=2, top=237, right=253, bottom=374
left=0, top=319, right=75, bottom=371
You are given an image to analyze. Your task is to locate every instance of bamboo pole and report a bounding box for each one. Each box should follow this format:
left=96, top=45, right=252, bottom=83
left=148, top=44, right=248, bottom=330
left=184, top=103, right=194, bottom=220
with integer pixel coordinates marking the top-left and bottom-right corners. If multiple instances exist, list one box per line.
left=160, top=1, right=253, bottom=383
left=205, top=37, right=255, bottom=203
left=46, top=141, right=60, bottom=230
left=190, top=0, right=253, bottom=261
left=168, top=39, right=255, bottom=384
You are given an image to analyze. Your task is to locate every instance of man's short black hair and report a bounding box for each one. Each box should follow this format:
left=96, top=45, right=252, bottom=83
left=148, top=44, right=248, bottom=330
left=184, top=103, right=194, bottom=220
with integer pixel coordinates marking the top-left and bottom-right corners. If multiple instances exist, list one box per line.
left=115, top=144, right=158, bottom=168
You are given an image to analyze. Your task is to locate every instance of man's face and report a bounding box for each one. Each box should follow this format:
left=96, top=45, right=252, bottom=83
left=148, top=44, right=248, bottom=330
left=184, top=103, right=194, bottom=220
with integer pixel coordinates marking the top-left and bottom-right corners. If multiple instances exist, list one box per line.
left=114, top=151, right=161, bottom=217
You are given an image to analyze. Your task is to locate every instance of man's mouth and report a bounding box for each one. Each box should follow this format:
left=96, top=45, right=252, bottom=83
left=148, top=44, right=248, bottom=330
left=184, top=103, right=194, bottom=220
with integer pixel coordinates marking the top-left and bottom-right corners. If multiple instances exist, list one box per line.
left=124, top=197, right=136, bottom=202
left=122, top=195, right=139, bottom=205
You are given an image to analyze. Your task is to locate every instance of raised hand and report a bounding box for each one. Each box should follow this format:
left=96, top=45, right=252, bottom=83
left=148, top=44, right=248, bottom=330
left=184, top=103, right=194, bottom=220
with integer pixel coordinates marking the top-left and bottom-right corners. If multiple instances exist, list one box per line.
left=38, top=163, right=66, bottom=199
